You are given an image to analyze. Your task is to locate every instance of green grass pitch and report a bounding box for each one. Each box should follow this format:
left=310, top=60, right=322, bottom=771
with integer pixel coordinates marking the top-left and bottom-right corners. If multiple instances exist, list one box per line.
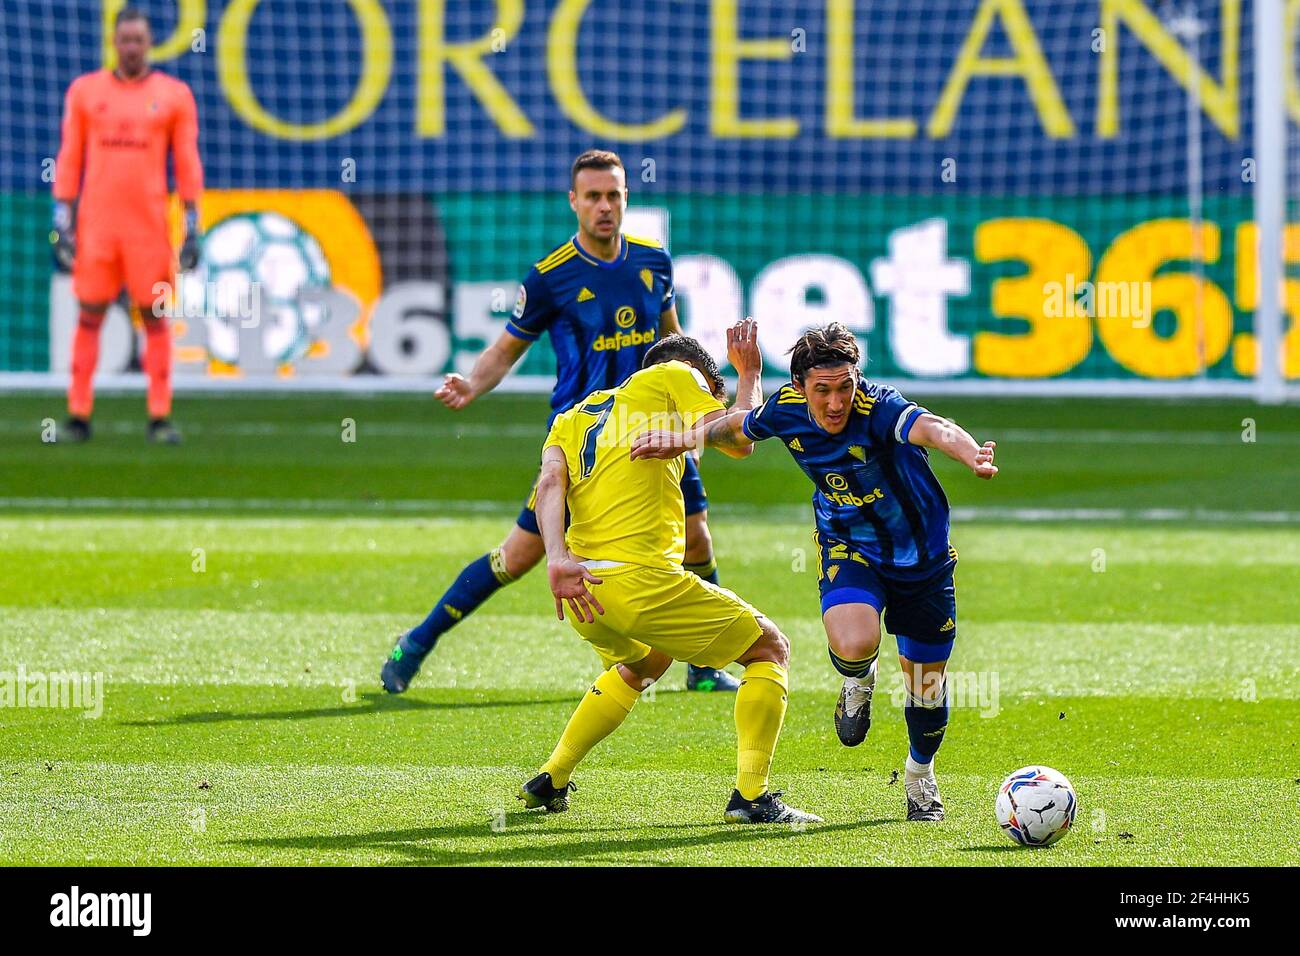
left=0, top=391, right=1298, bottom=865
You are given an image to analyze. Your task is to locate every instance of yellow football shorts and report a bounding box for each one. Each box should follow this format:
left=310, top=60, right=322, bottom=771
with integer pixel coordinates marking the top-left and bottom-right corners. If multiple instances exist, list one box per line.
left=567, top=563, right=763, bottom=670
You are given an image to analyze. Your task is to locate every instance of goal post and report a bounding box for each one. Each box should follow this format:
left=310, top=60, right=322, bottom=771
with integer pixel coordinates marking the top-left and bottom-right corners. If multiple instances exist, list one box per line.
left=1254, top=0, right=1286, bottom=405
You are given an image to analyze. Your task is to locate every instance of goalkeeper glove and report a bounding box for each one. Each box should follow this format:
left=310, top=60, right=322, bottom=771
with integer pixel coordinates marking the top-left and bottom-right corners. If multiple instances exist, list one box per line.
left=50, top=200, right=76, bottom=272
left=179, top=205, right=201, bottom=272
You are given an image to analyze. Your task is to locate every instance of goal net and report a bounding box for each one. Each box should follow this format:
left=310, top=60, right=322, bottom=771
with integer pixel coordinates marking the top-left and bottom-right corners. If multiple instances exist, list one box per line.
left=0, top=0, right=1292, bottom=399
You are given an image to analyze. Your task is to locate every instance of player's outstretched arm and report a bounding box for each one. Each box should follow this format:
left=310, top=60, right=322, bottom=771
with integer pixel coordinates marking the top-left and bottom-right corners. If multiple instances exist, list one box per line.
left=434, top=329, right=531, bottom=410
left=629, top=318, right=763, bottom=461
left=536, top=446, right=604, bottom=623
left=630, top=407, right=754, bottom=462
left=908, top=413, right=999, bottom=480
left=698, top=409, right=757, bottom=459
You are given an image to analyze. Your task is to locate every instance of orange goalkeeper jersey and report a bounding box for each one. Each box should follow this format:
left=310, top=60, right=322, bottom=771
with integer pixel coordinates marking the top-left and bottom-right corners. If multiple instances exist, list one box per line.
left=53, top=68, right=202, bottom=231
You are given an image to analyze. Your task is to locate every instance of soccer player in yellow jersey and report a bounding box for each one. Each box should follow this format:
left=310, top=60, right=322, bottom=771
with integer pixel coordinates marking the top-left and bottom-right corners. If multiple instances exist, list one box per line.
left=517, top=320, right=821, bottom=824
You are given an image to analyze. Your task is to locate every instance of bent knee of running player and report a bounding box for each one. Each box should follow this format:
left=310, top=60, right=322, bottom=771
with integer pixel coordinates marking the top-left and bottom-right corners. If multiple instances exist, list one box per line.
left=735, top=616, right=789, bottom=668
left=822, top=602, right=882, bottom=665
left=617, top=649, right=673, bottom=690
left=498, top=523, right=545, bottom=579
left=817, top=539, right=886, bottom=674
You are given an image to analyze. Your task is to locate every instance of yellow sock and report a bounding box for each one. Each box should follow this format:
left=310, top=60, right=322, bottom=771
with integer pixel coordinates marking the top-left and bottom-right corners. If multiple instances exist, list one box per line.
left=734, top=661, right=789, bottom=800
left=540, top=666, right=641, bottom=787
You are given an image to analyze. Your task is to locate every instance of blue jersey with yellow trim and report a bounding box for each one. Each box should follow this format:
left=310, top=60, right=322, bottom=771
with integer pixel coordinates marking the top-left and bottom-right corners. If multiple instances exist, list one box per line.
left=506, top=234, right=674, bottom=423
left=742, top=381, right=951, bottom=579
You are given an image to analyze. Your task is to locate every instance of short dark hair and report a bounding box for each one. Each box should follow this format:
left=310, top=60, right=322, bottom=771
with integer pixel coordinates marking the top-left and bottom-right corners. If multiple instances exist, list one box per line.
left=570, top=149, right=625, bottom=189
left=788, top=322, right=862, bottom=383
left=115, top=6, right=150, bottom=29
left=643, top=334, right=725, bottom=400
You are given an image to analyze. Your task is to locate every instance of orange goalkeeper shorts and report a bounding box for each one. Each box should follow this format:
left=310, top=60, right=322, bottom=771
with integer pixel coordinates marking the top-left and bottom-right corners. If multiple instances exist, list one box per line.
left=72, top=223, right=175, bottom=310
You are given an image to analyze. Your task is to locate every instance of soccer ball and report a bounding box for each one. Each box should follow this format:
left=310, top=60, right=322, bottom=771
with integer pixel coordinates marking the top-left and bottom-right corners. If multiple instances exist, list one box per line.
left=181, top=211, right=332, bottom=366
left=995, top=765, right=1077, bottom=847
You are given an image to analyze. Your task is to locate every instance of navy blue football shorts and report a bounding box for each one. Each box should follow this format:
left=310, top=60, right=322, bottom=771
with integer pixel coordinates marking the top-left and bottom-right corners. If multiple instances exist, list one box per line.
left=815, top=532, right=958, bottom=663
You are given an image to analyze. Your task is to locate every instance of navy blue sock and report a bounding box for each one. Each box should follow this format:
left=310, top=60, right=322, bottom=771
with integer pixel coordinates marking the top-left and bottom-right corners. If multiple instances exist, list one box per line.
left=904, top=685, right=949, bottom=763
left=828, top=646, right=879, bottom=678
left=407, top=550, right=513, bottom=652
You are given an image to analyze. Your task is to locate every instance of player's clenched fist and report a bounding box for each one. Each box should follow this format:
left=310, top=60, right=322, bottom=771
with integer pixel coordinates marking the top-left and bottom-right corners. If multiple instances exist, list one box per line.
left=727, top=316, right=761, bottom=378
left=972, top=440, right=998, bottom=479
left=434, top=373, right=475, bottom=410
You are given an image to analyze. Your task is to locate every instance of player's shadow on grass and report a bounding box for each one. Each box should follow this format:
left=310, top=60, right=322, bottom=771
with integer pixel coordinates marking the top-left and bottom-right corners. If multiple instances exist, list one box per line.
left=119, top=691, right=574, bottom=727
left=231, top=814, right=892, bottom=865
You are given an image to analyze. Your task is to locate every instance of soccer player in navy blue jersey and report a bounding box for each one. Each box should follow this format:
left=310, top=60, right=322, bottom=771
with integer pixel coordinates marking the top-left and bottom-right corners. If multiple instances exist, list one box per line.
left=381, top=150, right=739, bottom=694
left=632, top=323, right=999, bottom=821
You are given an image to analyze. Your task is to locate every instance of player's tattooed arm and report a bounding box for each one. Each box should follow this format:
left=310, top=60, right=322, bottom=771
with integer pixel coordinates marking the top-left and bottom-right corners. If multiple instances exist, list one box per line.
left=701, top=409, right=756, bottom=459
left=908, top=413, right=999, bottom=480
left=630, top=408, right=754, bottom=461
left=684, top=318, right=761, bottom=457
left=537, top=446, right=604, bottom=623
left=630, top=318, right=761, bottom=461
left=435, top=330, right=531, bottom=410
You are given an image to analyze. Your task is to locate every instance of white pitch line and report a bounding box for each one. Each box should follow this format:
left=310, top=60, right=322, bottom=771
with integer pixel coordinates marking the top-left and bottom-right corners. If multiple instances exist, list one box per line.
left=0, top=496, right=509, bottom=514
left=992, top=428, right=1300, bottom=446
left=949, top=506, right=1300, bottom=524
left=1, top=420, right=545, bottom=439
left=4, top=418, right=1298, bottom=444
left=1, top=496, right=1299, bottom=524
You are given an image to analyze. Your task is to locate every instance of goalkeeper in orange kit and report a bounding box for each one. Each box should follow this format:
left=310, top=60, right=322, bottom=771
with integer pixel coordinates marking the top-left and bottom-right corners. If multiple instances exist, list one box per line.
left=49, top=7, right=203, bottom=444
